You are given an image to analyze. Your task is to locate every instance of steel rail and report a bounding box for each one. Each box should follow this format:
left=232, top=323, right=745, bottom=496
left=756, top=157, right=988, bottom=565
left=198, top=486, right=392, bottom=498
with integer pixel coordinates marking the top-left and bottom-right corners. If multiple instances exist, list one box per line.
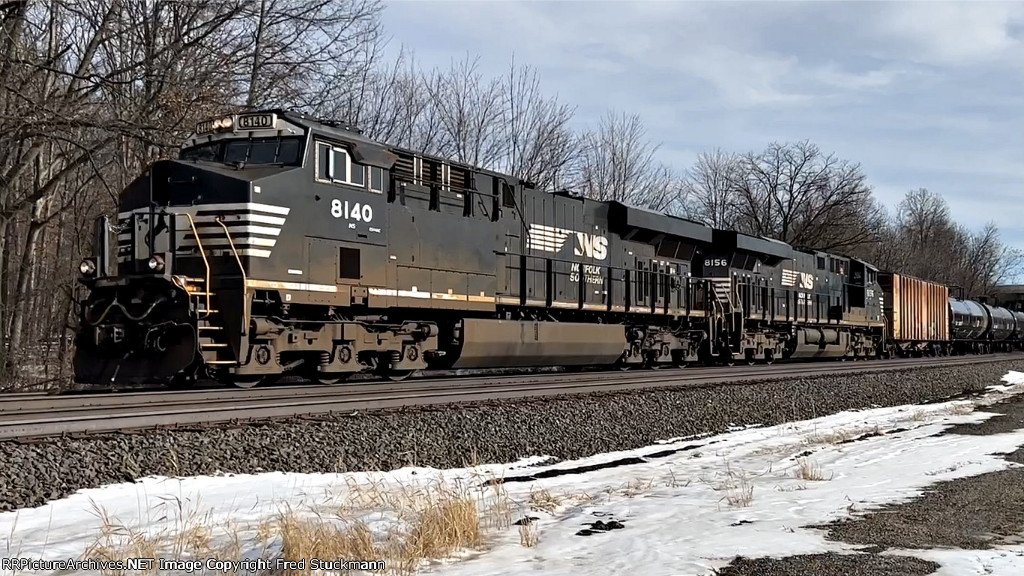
left=0, top=355, right=1018, bottom=441
left=2, top=354, right=1017, bottom=415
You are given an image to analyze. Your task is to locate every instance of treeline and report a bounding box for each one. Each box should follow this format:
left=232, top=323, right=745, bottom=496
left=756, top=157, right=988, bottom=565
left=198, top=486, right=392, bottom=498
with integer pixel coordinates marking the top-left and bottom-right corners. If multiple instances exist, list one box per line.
left=0, top=0, right=1017, bottom=388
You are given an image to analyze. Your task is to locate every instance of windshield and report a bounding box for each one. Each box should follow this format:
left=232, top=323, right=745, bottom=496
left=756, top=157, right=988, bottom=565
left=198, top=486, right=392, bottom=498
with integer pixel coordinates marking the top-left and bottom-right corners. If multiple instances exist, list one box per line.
left=180, top=136, right=303, bottom=166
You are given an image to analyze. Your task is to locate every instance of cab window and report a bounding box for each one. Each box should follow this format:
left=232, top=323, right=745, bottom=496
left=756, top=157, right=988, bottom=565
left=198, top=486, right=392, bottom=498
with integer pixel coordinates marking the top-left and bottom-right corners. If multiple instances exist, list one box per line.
left=315, top=141, right=383, bottom=194
left=181, top=136, right=302, bottom=165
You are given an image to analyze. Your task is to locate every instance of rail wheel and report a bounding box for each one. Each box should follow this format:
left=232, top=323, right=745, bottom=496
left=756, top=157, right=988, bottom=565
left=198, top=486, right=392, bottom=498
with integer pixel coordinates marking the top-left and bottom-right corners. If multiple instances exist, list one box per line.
left=386, top=370, right=415, bottom=382
left=227, top=373, right=279, bottom=389
left=764, top=350, right=774, bottom=366
left=317, top=373, right=352, bottom=385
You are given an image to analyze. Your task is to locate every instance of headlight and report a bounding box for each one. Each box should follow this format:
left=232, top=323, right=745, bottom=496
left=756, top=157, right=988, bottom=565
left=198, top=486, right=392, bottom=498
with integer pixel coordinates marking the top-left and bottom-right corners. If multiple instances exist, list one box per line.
left=147, top=255, right=165, bottom=272
left=79, top=258, right=96, bottom=276
left=213, top=117, right=233, bottom=129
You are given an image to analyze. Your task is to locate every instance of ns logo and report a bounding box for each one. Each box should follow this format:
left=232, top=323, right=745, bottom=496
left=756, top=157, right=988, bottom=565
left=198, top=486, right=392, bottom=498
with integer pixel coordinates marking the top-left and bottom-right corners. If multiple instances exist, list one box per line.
left=798, top=272, right=814, bottom=290
left=525, top=224, right=608, bottom=260
left=574, top=233, right=608, bottom=260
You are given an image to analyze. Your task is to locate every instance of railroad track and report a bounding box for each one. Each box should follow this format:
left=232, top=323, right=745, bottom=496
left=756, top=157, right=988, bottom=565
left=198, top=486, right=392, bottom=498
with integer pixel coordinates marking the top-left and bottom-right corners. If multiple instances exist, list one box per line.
left=0, top=355, right=1019, bottom=440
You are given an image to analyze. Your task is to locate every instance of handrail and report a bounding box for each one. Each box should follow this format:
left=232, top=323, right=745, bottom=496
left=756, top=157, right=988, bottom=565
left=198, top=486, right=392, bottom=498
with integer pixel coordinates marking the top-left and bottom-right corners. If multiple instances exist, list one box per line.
left=215, top=217, right=248, bottom=336
left=182, top=212, right=212, bottom=318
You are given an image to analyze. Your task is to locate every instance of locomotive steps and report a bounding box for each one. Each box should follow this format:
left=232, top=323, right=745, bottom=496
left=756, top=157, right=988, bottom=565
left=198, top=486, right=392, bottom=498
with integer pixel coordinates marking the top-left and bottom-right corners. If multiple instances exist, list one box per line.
left=0, top=355, right=1016, bottom=441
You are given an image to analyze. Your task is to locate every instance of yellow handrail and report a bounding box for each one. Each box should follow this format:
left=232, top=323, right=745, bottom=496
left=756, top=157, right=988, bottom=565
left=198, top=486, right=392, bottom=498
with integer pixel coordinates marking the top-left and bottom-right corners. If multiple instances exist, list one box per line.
left=215, top=217, right=249, bottom=336
left=182, top=212, right=212, bottom=318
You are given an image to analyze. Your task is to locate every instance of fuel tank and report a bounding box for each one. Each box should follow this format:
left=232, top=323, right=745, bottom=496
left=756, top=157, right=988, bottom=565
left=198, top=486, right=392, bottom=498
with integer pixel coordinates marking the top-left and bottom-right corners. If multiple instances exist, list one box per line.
left=451, top=319, right=626, bottom=368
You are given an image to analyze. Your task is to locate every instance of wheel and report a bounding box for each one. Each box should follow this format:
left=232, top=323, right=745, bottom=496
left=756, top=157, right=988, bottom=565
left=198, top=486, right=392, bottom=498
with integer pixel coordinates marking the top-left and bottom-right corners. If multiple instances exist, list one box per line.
left=386, top=370, right=415, bottom=382
left=228, top=374, right=278, bottom=389
left=764, top=350, right=774, bottom=366
left=317, top=373, right=352, bottom=385
left=232, top=377, right=262, bottom=389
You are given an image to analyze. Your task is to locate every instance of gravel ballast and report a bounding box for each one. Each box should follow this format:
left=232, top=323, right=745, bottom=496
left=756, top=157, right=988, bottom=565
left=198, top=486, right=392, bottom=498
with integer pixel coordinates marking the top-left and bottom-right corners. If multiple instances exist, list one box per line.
left=713, top=552, right=941, bottom=576
left=0, top=359, right=1020, bottom=512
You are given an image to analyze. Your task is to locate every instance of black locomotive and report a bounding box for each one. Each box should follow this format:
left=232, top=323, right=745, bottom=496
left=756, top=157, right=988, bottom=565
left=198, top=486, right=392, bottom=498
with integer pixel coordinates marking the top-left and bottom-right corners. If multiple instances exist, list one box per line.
left=72, top=110, right=1021, bottom=388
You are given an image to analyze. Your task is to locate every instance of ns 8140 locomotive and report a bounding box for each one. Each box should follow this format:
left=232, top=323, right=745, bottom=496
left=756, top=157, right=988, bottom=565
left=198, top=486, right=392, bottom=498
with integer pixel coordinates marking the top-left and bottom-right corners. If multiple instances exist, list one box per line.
left=75, top=110, right=891, bottom=388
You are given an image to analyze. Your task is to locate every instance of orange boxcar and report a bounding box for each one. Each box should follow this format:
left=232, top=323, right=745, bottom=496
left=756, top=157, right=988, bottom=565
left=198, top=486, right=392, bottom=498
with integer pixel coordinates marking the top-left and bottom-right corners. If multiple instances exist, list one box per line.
left=878, top=273, right=949, bottom=342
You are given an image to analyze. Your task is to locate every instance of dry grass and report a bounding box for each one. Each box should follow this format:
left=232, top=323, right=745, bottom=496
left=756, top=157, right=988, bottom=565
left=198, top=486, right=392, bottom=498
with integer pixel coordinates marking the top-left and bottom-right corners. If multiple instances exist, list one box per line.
left=662, top=467, right=690, bottom=488
left=528, top=487, right=562, bottom=514
left=619, top=477, right=656, bottom=498
left=65, top=468, right=528, bottom=576
left=277, top=471, right=527, bottom=574
left=943, top=402, right=976, bottom=416
left=700, top=461, right=762, bottom=509
left=278, top=514, right=381, bottom=573
left=723, top=479, right=754, bottom=507
left=804, top=424, right=881, bottom=446
left=904, top=402, right=975, bottom=425
left=518, top=520, right=539, bottom=548
left=82, top=498, right=211, bottom=576
left=794, top=458, right=832, bottom=481
left=407, top=490, right=482, bottom=559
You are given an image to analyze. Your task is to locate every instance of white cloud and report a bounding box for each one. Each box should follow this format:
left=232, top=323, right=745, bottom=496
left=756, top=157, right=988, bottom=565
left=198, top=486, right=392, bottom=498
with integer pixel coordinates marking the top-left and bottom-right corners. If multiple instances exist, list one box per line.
left=870, top=1, right=1024, bottom=66
left=380, top=0, right=1024, bottom=246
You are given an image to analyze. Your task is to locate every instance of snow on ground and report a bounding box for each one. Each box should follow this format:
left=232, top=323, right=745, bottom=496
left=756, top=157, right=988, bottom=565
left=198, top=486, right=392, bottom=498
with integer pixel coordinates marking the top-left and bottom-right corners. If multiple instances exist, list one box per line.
left=3, top=372, right=1024, bottom=575
left=902, top=547, right=1024, bottom=576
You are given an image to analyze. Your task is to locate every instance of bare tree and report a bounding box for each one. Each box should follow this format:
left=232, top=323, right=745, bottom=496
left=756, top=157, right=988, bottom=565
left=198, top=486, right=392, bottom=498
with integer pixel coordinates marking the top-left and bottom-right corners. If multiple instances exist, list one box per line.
left=570, top=110, right=679, bottom=211
left=681, top=148, right=741, bottom=227
left=499, top=56, right=577, bottom=190
left=0, top=0, right=385, bottom=388
left=422, top=54, right=505, bottom=167
left=238, top=0, right=384, bottom=111
left=862, top=188, right=1023, bottom=297
left=728, top=141, right=877, bottom=252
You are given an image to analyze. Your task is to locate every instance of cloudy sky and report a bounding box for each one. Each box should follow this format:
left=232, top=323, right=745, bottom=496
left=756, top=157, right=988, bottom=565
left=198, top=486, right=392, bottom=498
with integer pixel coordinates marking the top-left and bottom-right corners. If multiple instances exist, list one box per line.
left=381, top=1, right=1024, bottom=246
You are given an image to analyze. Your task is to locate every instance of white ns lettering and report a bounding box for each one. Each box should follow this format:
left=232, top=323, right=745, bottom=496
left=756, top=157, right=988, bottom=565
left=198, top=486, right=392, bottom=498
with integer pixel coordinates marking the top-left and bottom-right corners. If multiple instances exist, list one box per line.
left=574, top=233, right=608, bottom=260
left=799, top=272, right=815, bottom=290
left=330, top=199, right=373, bottom=223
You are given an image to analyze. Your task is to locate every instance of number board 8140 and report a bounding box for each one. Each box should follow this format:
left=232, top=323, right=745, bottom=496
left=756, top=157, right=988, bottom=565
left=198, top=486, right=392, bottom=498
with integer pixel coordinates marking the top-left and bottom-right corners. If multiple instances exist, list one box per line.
left=237, top=113, right=276, bottom=130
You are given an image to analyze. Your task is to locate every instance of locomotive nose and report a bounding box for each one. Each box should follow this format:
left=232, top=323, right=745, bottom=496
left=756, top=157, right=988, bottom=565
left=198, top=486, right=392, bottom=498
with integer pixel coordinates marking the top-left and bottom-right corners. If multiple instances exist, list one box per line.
left=109, top=160, right=255, bottom=277
left=150, top=159, right=252, bottom=206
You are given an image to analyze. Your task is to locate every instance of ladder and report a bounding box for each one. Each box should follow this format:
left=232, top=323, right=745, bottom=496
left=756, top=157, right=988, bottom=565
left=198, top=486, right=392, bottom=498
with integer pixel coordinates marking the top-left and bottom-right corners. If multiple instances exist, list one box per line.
left=181, top=276, right=236, bottom=366
left=179, top=213, right=241, bottom=367
left=708, top=278, right=743, bottom=358
left=710, top=279, right=734, bottom=310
